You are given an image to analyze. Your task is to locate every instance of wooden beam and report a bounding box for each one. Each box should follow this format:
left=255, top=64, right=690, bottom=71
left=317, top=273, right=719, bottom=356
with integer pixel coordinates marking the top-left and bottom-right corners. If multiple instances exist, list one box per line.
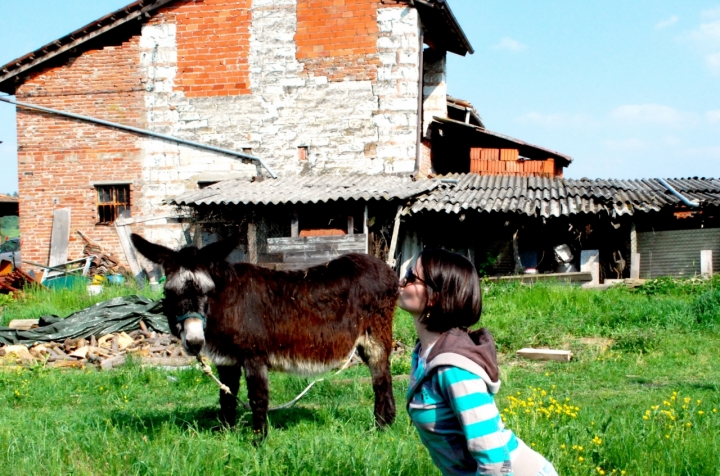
left=363, top=205, right=369, bottom=254
left=347, top=215, right=354, bottom=235
left=516, top=348, right=572, bottom=362
left=115, top=213, right=185, bottom=226
left=247, top=222, right=258, bottom=264
left=386, top=205, right=403, bottom=267
left=49, top=208, right=71, bottom=267
left=114, top=222, right=146, bottom=286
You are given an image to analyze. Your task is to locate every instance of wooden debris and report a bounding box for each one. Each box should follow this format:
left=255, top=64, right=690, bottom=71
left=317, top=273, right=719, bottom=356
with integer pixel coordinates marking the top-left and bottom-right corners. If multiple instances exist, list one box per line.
left=7, top=319, right=40, bottom=331
left=0, top=329, right=189, bottom=370
left=516, top=348, right=572, bottom=362
left=0, top=345, right=35, bottom=362
left=0, top=267, right=40, bottom=297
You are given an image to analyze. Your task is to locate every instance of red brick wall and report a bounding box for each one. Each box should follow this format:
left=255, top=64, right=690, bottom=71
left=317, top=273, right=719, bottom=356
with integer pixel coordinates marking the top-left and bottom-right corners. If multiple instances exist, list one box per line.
left=296, top=0, right=387, bottom=81
left=15, top=36, right=145, bottom=271
left=155, top=0, right=252, bottom=97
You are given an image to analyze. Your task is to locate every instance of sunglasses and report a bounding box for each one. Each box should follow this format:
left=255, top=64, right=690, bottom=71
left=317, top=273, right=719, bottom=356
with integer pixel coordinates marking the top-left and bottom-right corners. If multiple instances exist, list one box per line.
left=400, top=268, right=435, bottom=289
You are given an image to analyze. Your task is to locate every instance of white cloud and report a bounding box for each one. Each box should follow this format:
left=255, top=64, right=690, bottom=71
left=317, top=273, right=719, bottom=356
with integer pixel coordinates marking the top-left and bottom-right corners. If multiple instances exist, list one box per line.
left=611, top=104, right=696, bottom=126
left=682, top=14, right=720, bottom=74
left=517, top=112, right=594, bottom=128
left=604, top=138, right=647, bottom=152
left=706, top=109, right=720, bottom=123
left=656, top=15, right=679, bottom=30
left=701, top=7, right=720, bottom=20
left=492, top=37, right=527, bottom=52
left=706, top=51, right=720, bottom=73
left=662, top=135, right=682, bottom=146
left=680, top=146, right=720, bottom=159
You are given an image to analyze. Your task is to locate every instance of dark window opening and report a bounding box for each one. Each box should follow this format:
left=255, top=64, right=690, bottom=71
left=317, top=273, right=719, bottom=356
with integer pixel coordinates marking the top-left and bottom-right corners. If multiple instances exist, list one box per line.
left=198, top=181, right=218, bottom=189
left=95, top=184, right=130, bottom=224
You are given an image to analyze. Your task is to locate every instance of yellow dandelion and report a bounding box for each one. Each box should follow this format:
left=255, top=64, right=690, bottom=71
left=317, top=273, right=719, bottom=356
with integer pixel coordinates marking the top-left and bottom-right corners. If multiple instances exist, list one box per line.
left=698, top=411, right=704, bottom=415
left=579, top=457, right=584, bottom=462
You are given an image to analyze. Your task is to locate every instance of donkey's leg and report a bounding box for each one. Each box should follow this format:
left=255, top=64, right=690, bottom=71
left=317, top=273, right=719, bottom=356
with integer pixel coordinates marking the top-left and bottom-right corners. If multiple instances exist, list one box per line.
left=217, top=365, right=242, bottom=427
left=358, top=333, right=396, bottom=428
left=244, top=358, right=270, bottom=440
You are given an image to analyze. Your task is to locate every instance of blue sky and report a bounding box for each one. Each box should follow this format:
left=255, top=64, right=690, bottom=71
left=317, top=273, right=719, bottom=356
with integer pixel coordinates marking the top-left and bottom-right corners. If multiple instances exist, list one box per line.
left=1, top=0, right=719, bottom=194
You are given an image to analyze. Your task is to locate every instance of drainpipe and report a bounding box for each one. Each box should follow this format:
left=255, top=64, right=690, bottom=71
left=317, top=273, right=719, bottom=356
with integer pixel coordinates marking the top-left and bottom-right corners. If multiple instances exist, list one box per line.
left=413, top=30, right=425, bottom=177
left=0, top=96, right=278, bottom=179
left=657, top=178, right=699, bottom=207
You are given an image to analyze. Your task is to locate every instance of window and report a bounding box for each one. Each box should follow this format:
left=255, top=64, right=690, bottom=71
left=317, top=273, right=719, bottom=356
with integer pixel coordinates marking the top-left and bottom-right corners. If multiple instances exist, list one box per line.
left=95, top=184, right=130, bottom=224
left=298, top=146, right=308, bottom=161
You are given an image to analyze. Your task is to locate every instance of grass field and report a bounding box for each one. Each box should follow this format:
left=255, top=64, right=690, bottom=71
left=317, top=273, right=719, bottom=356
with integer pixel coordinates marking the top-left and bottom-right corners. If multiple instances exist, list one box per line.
left=0, top=215, right=19, bottom=240
left=1, top=277, right=719, bottom=475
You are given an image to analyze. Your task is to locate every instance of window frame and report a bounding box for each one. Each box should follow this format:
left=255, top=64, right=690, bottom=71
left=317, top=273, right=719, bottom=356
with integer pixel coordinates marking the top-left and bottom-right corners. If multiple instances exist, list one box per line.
left=94, top=183, right=131, bottom=225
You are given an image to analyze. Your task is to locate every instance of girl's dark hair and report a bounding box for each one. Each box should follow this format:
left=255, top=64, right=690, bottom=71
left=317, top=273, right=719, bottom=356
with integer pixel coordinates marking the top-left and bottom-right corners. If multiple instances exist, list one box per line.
left=418, top=248, right=482, bottom=333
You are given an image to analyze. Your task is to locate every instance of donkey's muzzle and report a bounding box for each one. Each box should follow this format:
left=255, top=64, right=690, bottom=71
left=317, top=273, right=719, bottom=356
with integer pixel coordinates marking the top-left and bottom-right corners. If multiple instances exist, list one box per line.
left=181, top=317, right=206, bottom=356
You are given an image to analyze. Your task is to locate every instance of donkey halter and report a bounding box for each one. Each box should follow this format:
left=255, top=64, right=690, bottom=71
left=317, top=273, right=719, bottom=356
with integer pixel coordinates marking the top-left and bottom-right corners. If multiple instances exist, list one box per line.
left=176, top=312, right=207, bottom=329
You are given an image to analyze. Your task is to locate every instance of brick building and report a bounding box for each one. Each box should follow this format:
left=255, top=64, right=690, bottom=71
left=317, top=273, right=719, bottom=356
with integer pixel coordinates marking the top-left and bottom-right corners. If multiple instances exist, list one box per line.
left=0, top=0, right=570, bottom=274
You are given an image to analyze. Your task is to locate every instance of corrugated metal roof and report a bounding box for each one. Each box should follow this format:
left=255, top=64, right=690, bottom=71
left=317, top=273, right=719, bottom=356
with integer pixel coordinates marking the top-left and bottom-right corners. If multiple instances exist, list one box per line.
left=170, top=175, right=440, bottom=206
left=408, top=174, right=720, bottom=218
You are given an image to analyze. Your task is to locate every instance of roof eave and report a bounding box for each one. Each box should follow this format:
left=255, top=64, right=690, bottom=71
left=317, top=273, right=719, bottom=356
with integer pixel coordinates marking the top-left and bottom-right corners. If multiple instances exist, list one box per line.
left=433, top=117, right=574, bottom=166
left=414, top=0, right=474, bottom=56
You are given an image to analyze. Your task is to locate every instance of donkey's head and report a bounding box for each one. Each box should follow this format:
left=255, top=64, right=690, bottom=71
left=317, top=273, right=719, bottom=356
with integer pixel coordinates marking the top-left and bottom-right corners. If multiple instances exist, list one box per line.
left=131, top=234, right=237, bottom=355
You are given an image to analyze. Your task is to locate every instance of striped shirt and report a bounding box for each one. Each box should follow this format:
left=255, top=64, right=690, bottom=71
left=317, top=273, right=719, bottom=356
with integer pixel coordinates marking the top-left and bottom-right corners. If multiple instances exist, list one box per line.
left=407, top=346, right=538, bottom=476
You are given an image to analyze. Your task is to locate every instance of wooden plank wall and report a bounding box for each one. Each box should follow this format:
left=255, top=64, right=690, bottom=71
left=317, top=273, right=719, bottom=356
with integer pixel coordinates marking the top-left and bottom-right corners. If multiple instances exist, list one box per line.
left=262, top=234, right=367, bottom=270
left=637, top=228, right=720, bottom=278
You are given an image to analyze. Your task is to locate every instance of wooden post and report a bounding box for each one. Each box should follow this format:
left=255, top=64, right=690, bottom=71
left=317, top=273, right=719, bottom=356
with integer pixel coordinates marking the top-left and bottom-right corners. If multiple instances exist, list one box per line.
left=347, top=215, right=354, bottom=235
left=114, top=222, right=146, bottom=286
left=290, top=212, right=299, bottom=238
left=630, top=252, right=641, bottom=279
left=580, top=250, right=600, bottom=286
left=363, top=205, right=369, bottom=254
left=701, top=250, right=713, bottom=276
left=247, top=222, right=258, bottom=264
left=630, top=223, right=637, bottom=254
left=386, top=205, right=403, bottom=267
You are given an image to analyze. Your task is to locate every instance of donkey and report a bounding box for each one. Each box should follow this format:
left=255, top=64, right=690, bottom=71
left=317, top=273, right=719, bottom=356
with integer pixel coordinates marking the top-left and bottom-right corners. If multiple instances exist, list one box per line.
left=130, top=234, right=398, bottom=438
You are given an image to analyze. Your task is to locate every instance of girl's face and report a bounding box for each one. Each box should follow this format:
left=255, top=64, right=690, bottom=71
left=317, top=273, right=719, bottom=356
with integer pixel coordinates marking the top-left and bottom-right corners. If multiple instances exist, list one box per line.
left=398, top=260, right=429, bottom=316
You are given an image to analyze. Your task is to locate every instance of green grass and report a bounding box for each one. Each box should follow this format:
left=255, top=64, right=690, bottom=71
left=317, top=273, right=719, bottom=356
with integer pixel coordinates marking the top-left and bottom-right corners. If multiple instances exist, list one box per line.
left=1, top=277, right=719, bottom=475
left=0, top=215, right=19, bottom=239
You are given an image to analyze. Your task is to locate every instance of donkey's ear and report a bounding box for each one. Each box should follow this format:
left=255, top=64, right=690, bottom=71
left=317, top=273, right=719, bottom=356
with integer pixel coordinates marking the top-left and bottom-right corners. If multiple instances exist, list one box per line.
left=198, top=235, right=240, bottom=263
left=131, top=233, right=177, bottom=265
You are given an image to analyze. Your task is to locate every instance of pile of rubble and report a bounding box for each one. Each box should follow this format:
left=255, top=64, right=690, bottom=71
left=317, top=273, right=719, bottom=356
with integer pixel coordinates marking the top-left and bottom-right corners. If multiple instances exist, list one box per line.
left=78, top=230, right=125, bottom=277
left=0, top=320, right=193, bottom=370
left=0, top=264, right=38, bottom=295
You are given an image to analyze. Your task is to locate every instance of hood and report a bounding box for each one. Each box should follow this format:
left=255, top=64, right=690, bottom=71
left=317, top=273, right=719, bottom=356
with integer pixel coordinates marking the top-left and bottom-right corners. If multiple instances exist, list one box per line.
left=426, top=327, right=501, bottom=393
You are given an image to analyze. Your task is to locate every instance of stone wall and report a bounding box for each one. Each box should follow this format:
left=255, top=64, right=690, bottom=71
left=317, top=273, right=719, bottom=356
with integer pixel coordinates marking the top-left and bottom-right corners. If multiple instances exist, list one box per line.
left=15, top=0, right=438, bottom=266
left=137, top=0, right=423, bottom=246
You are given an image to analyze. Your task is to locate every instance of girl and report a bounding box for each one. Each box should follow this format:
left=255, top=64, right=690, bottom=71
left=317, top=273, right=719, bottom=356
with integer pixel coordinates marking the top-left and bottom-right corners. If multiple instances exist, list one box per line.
left=400, top=249, right=557, bottom=476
